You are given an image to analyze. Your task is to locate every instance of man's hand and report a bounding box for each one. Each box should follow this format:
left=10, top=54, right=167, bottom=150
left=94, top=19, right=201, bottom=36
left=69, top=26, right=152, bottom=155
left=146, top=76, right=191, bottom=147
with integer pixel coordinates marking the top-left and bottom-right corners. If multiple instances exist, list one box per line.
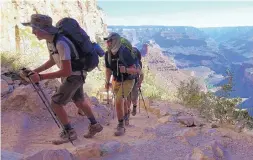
left=19, top=68, right=33, bottom=83
left=119, top=66, right=127, bottom=73
left=29, top=72, right=41, bottom=83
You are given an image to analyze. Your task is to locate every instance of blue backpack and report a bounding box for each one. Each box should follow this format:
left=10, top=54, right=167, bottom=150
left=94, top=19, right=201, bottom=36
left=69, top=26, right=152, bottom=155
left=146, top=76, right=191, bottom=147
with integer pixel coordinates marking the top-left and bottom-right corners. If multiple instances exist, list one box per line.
left=54, top=18, right=99, bottom=72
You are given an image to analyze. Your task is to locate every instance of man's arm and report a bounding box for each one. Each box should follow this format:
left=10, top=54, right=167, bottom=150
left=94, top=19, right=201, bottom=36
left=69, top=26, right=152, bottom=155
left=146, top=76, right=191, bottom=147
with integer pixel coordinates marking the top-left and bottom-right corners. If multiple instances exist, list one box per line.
left=33, top=55, right=55, bottom=73
left=105, top=68, right=112, bottom=83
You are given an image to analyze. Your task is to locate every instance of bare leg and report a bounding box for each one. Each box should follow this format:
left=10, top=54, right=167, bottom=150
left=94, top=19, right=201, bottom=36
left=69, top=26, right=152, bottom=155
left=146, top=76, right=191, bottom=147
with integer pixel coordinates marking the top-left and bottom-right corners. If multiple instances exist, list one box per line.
left=75, top=99, right=95, bottom=118
left=51, top=101, right=69, bottom=125
left=116, top=97, right=124, bottom=120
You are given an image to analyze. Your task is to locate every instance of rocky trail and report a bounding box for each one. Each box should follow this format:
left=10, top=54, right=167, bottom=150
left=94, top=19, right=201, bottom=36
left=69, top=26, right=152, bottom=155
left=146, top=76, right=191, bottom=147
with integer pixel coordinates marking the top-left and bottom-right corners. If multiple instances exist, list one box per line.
left=1, top=75, right=253, bottom=160
left=2, top=95, right=253, bottom=160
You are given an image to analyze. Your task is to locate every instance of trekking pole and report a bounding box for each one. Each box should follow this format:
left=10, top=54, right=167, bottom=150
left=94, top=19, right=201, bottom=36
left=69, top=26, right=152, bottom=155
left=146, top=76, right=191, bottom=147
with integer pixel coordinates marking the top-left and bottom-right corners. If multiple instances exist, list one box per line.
left=138, top=88, right=149, bottom=118
left=138, top=90, right=141, bottom=113
left=27, top=77, right=61, bottom=128
left=121, top=72, right=125, bottom=120
left=23, top=70, right=74, bottom=145
left=112, top=92, right=115, bottom=120
left=107, top=88, right=114, bottom=120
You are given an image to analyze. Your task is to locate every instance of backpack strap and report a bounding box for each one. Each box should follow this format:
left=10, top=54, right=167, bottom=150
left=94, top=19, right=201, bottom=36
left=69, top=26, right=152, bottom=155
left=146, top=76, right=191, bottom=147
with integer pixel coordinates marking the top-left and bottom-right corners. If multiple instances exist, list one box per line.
left=53, top=34, right=80, bottom=60
left=118, top=46, right=128, bottom=67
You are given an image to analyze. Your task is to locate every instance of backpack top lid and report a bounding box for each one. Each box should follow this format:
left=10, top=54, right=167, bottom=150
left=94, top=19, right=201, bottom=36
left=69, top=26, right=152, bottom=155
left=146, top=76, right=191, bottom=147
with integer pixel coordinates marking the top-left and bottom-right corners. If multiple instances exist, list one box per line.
left=53, top=17, right=98, bottom=72
left=55, top=17, right=93, bottom=55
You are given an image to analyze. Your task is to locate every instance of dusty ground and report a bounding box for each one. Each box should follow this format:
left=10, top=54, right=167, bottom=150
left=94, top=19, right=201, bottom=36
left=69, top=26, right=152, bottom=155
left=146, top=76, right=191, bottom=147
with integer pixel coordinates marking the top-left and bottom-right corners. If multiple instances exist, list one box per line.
left=2, top=101, right=253, bottom=160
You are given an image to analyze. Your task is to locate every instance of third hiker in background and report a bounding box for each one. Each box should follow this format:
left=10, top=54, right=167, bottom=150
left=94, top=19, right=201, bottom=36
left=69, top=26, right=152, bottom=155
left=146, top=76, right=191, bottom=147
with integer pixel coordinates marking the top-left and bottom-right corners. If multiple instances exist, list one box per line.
left=129, top=47, right=144, bottom=116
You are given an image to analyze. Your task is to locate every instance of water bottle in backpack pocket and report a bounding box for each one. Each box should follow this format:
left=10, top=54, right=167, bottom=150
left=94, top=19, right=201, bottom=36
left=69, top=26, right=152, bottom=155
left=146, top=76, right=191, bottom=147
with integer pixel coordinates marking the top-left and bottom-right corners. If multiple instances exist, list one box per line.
left=92, top=42, right=105, bottom=57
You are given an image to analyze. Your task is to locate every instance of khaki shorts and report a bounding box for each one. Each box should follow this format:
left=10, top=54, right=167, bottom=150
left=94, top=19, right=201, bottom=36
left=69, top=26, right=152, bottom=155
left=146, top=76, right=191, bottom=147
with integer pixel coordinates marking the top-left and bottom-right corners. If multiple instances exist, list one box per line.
left=130, top=81, right=139, bottom=102
left=51, top=75, right=85, bottom=105
left=112, top=79, right=135, bottom=102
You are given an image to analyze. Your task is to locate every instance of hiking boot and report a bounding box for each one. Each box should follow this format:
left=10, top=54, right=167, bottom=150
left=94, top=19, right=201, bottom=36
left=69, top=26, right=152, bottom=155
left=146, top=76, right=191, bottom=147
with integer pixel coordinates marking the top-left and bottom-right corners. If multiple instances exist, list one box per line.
left=83, top=123, right=103, bottom=138
left=114, top=124, right=126, bottom=136
left=52, top=129, right=77, bottom=145
left=131, top=107, right=137, bottom=116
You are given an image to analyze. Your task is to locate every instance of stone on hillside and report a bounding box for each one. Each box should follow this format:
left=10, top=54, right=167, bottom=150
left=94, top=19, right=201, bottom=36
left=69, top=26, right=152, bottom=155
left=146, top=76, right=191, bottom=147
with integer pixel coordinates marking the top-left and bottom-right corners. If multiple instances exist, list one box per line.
left=43, top=79, right=61, bottom=92
left=211, top=123, right=219, bottom=128
left=25, top=149, right=74, bottom=160
left=174, top=128, right=198, bottom=137
left=185, top=148, right=211, bottom=160
left=176, top=116, right=195, bottom=127
left=186, top=141, right=227, bottom=160
left=1, top=75, right=13, bottom=84
left=71, top=143, right=101, bottom=159
left=159, top=105, right=181, bottom=117
left=174, top=128, right=198, bottom=145
left=2, top=85, right=48, bottom=113
left=234, top=121, right=246, bottom=133
left=100, top=141, right=123, bottom=156
left=1, top=150, right=24, bottom=160
left=158, top=115, right=171, bottom=124
left=1, top=79, right=12, bottom=97
left=193, top=117, right=205, bottom=127
left=92, top=104, right=112, bottom=125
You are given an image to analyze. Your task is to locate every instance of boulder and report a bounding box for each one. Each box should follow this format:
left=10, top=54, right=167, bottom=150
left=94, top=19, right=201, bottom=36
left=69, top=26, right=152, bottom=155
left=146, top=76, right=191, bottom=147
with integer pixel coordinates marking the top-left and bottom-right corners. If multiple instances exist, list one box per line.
left=25, top=149, right=74, bottom=160
left=1, top=150, right=24, bottom=160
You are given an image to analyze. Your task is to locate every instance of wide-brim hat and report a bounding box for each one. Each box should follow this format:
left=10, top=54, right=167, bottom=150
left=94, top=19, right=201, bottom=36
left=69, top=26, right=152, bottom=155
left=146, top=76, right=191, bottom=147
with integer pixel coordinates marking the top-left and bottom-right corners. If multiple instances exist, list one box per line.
left=22, top=14, right=58, bottom=34
left=104, top=32, right=120, bottom=41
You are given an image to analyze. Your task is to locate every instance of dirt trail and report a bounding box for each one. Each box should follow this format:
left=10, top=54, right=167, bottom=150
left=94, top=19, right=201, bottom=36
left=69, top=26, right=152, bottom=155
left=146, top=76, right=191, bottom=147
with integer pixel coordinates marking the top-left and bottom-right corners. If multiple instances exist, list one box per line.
left=2, top=101, right=253, bottom=160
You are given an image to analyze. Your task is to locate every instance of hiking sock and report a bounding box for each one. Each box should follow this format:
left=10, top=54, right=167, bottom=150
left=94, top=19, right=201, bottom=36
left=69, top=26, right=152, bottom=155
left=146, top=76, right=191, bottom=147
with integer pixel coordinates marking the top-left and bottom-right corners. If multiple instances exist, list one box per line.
left=133, top=105, right=137, bottom=109
left=118, top=119, right=124, bottom=126
left=88, top=117, right=97, bottom=125
left=64, top=124, right=73, bottom=131
left=124, top=114, right=129, bottom=120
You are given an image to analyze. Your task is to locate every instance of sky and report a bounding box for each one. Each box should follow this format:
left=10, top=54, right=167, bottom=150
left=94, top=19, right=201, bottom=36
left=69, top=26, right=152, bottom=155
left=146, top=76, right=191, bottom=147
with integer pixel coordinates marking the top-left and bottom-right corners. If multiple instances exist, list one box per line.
left=97, top=0, right=253, bottom=27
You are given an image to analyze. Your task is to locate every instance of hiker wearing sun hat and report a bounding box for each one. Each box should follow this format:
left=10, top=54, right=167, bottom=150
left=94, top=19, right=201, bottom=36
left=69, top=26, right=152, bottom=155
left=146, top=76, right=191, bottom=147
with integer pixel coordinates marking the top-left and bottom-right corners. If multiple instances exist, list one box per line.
left=21, top=14, right=103, bottom=145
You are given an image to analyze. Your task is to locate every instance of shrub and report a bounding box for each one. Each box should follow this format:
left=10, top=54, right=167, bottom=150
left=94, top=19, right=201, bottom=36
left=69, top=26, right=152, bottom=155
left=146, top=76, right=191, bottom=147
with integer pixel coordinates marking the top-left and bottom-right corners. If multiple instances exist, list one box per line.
left=177, top=74, right=253, bottom=128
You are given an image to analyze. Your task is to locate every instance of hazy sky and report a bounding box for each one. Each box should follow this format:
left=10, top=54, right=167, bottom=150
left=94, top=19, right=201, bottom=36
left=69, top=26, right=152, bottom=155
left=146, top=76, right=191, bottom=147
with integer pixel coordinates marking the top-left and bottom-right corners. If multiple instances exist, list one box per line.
left=97, top=0, right=253, bottom=27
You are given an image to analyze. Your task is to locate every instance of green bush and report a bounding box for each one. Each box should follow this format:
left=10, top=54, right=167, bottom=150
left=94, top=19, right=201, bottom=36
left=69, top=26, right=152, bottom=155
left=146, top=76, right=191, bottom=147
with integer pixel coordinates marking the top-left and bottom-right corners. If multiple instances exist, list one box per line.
left=1, top=51, right=30, bottom=71
left=177, top=75, right=253, bottom=128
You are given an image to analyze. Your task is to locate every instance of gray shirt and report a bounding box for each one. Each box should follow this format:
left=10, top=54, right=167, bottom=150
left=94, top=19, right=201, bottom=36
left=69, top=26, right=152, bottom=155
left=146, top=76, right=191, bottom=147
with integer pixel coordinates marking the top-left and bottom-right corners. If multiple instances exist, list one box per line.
left=47, top=38, right=87, bottom=76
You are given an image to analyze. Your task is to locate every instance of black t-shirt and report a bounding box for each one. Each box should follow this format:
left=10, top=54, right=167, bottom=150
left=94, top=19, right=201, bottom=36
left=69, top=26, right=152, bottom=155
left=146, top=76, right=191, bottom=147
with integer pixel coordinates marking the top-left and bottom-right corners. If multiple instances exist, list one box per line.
left=105, top=46, right=136, bottom=82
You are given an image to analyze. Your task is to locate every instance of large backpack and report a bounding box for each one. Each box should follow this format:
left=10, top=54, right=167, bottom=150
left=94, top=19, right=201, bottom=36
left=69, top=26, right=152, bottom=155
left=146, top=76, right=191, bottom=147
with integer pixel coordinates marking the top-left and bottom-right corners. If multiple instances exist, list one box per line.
left=132, top=47, right=142, bottom=68
left=54, top=18, right=99, bottom=72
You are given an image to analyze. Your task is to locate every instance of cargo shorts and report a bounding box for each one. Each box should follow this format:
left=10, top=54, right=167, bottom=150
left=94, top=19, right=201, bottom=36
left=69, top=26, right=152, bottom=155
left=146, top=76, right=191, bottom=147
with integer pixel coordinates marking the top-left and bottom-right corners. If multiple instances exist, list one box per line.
left=112, top=79, right=135, bottom=103
left=51, top=75, right=85, bottom=105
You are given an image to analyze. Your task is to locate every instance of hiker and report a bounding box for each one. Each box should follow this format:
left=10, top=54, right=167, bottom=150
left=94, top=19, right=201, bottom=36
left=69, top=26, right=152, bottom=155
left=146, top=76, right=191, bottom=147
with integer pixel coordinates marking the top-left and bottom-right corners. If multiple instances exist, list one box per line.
left=21, top=14, right=103, bottom=145
left=104, top=33, right=140, bottom=136
left=129, top=47, right=144, bottom=116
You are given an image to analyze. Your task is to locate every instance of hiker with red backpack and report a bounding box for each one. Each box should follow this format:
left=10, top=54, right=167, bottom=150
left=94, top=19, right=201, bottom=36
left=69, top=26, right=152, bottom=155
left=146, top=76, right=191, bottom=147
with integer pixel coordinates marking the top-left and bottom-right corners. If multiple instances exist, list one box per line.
left=104, top=32, right=140, bottom=136
left=21, top=14, right=103, bottom=145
